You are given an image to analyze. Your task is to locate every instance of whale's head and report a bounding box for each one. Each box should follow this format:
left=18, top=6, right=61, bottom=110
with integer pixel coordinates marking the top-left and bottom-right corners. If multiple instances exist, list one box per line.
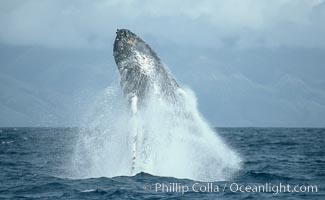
left=113, top=29, right=138, bottom=61
left=113, top=29, right=159, bottom=76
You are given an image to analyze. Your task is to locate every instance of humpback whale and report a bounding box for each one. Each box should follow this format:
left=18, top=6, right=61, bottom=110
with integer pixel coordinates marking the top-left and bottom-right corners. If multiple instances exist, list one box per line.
left=113, top=29, right=181, bottom=173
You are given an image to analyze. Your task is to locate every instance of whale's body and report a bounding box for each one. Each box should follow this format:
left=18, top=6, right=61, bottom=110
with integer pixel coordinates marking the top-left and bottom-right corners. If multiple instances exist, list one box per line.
left=113, top=29, right=179, bottom=111
left=113, top=29, right=181, bottom=173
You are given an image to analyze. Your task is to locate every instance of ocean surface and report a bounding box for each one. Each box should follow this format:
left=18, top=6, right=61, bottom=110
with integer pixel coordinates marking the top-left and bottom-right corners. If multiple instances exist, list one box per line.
left=0, top=127, right=324, bottom=199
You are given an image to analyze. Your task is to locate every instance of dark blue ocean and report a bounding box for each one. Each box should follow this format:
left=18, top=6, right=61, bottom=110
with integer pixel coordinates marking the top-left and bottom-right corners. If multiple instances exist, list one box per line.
left=0, top=127, right=324, bottom=199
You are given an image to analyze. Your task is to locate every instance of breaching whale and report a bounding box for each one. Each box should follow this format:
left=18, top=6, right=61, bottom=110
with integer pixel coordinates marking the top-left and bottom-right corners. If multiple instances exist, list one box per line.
left=113, top=29, right=181, bottom=173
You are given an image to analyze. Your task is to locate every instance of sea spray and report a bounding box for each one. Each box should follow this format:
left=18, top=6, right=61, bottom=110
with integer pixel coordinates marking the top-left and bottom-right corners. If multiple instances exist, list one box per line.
left=72, top=84, right=241, bottom=181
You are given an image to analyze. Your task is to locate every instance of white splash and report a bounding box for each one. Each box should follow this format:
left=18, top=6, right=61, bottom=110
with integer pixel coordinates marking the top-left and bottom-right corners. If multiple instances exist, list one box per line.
left=71, top=83, right=241, bottom=181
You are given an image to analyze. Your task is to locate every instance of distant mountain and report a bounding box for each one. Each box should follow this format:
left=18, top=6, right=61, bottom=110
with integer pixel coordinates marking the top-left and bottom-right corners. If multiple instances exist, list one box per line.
left=0, top=43, right=324, bottom=127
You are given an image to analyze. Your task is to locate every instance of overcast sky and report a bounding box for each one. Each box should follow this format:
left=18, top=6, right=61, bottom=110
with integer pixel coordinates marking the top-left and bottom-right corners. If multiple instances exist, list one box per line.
left=0, top=0, right=325, bottom=127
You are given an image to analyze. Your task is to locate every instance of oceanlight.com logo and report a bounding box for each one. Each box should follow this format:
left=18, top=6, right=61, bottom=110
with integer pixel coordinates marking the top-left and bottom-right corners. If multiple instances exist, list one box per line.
left=143, top=182, right=318, bottom=195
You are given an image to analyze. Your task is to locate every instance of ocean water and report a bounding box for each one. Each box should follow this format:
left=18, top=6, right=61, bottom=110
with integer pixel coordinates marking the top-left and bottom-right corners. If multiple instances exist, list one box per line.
left=0, top=127, right=324, bottom=199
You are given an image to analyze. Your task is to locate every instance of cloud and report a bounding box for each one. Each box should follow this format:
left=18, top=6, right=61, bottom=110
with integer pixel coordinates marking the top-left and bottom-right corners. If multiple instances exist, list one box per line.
left=0, top=0, right=325, bottom=48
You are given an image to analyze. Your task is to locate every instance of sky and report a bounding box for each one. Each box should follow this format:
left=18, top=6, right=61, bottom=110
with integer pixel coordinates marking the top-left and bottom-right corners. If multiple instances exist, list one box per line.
left=0, top=0, right=325, bottom=127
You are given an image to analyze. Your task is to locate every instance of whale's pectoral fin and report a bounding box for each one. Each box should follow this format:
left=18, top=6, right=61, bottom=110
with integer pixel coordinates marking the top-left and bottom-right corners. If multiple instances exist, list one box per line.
left=131, top=134, right=137, bottom=174
left=130, top=94, right=138, bottom=174
left=130, top=95, right=138, bottom=115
